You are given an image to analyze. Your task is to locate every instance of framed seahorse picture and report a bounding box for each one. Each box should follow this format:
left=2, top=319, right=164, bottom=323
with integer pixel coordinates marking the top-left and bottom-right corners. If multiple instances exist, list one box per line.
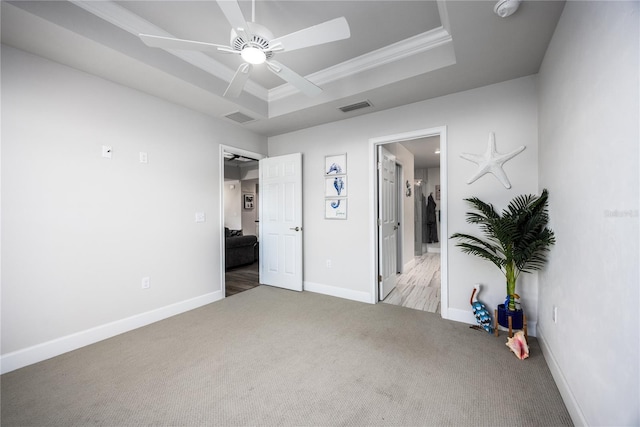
left=325, top=154, right=347, bottom=175
left=325, top=198, right=347, bottom=219
left=325, top=175, right=347, bottom=197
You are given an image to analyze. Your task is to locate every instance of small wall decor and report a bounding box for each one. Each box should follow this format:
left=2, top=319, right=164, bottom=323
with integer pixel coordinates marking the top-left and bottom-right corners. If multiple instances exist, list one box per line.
left=324, top=153, right=347, bottom=220
left=405, top=180, right=412, bottom=197
left=325, top=198, right=347, bottom=219
left=326, top=176, right=347, bottom=197
left=459, top=132, right=525, bottom=189
left=243, top=193, right=254, bottom=210
left=325, top=154, right=347, bottom=175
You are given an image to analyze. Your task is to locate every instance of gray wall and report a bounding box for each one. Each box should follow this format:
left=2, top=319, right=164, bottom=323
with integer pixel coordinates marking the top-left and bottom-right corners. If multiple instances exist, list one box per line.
left=1, top=46, right=267, bottom=371
left=537, top=2, right=639, bottom=425
left=268, top=75, right=540, bottom=328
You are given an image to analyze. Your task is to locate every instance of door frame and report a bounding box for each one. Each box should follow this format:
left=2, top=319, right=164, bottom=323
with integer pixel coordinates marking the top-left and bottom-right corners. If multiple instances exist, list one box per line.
left=368, top=126, right=449, bottom=319
left=395, top=162, right=404, bottom=274
left=219, top=144, right=265, bottom=298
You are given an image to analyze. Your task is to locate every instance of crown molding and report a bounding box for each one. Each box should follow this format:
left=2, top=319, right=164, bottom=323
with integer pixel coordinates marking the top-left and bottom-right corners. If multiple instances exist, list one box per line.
left=268, top=26, right=453, bottom=102
left=69, top=0, right=450, bottom=106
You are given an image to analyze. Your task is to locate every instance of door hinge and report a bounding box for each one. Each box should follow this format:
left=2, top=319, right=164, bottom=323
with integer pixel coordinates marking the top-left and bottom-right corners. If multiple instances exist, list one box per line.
left=377, top=218, right=381, bottom=227
left=378, top=275, right=382, bottom=283
left=377, top=161, right=382, bottom=170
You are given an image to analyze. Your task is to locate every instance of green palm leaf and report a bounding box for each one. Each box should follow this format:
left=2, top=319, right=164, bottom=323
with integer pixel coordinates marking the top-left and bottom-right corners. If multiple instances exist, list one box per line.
left=451, top=189, right=556, bottom=307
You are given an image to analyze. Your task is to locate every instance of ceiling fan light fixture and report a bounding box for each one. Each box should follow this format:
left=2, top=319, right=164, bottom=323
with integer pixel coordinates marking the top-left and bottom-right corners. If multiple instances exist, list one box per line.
left=241, top=47, right=266, bottom=65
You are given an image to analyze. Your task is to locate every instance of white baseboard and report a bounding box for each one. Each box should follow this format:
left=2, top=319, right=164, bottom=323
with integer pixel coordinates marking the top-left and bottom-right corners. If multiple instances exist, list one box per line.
left=446, top=307, right=537, bottom=337
left=446, top=307, right=477, bottom=325
left=403, top=258, right=416, bottom=274
left=1, top=291, right=223, bottom=374
left=304, top=281, right=372, bottom=304
left=537, top=326, right=586, bottom=426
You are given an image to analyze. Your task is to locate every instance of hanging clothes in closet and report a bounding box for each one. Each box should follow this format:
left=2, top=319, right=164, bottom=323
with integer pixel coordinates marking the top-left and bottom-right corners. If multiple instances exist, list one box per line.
left=426, top=193, right=439, bottom=243
left=422, top=193, right=429, bottom=243
left=415, top=188, right=424, bottom=255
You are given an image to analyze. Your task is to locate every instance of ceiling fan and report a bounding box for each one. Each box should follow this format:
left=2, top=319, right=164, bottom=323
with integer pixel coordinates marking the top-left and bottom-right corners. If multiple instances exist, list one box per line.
left=139, top=0, right=350, bottom=98
left=223, top=152, right=256, bottom=162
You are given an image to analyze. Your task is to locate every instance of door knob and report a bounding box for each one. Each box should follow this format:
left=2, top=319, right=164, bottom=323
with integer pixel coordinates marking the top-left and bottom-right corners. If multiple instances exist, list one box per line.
left=290, top=226, right=301, bottom=232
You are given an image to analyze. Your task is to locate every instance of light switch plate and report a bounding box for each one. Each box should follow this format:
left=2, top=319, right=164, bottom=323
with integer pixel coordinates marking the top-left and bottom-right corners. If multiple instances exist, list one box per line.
left=195, top=212, right=206, bottom=223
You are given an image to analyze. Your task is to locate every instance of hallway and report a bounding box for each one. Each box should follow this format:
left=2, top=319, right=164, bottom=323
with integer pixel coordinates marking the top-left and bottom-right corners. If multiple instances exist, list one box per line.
left=382, top=252, right=441, bottom=313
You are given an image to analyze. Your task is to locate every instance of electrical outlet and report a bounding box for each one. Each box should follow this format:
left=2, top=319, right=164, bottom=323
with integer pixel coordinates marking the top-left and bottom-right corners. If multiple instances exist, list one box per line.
left=142, top=277, right=150, bottom=289
left=326, top=259, right=332, bottom=268
left=139, top=152, right=148, bottom=163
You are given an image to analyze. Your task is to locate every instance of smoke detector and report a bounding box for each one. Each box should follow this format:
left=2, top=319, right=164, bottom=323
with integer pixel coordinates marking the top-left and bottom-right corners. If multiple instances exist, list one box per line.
left=494, top=0, right=521, bottom=17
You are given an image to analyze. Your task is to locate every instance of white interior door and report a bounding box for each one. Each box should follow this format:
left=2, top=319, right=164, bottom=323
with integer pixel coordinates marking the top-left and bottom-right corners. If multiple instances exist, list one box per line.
left=259, top=153, right=303, bottom=291
left=378, top=146, right=398, bottom=300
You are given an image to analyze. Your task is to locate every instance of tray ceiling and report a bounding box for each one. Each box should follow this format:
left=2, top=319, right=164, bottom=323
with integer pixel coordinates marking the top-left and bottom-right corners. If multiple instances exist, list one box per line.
left=1, top=1, right=565, bottom=136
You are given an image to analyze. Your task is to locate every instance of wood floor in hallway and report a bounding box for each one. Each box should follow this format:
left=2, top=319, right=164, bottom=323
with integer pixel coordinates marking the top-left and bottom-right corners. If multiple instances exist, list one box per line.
left=225, top=262, right=259, bottom=297
left=382, top=252, right=441, bottom=313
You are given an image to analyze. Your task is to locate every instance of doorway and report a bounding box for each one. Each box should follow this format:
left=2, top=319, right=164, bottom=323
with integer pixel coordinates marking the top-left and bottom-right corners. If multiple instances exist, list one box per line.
left=369, top=126, right=448, bottom=319
left=220, top=145, right=264, bottom=298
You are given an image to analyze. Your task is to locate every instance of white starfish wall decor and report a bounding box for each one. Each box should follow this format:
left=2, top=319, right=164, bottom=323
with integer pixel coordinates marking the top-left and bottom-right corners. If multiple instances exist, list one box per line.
left=459, top=132, right=525, bottom=189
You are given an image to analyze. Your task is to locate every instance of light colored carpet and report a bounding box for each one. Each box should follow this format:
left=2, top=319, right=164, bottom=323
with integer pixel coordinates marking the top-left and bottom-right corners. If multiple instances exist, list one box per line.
left=1, top=286, right=572, bottom=426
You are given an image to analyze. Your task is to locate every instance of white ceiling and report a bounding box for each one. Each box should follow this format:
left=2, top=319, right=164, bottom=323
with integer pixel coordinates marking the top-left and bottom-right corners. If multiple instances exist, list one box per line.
left=401, top=136, right=441, bottom=169
left=1, top=0, right=565, bottom=149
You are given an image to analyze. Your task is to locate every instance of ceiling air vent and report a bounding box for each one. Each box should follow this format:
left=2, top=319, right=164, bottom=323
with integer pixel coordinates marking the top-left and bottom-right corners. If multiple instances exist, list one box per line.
left=224, top=111, right=256, bottom=124
left=338, top=100, right=373, bottom=113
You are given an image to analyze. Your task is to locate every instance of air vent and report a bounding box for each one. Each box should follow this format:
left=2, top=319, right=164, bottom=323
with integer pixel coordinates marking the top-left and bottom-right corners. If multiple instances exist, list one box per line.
left=338, top=100, right=373, bottom=113
left=224, top=111, right=256, bottom=124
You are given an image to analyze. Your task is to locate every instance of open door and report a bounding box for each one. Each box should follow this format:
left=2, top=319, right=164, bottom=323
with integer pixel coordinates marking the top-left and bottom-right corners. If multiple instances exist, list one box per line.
left=259, top=153, right=303, bottom=291
left=378, top=145, right=398, bottom=300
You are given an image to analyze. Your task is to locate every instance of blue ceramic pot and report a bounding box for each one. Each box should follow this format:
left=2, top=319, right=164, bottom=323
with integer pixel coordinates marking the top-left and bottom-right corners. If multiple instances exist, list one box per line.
left=497, top=303, right=524, bottom=330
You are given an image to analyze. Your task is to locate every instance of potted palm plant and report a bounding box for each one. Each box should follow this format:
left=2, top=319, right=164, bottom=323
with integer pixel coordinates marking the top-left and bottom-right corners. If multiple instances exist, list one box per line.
left=451, top=189, right=556, bottom=329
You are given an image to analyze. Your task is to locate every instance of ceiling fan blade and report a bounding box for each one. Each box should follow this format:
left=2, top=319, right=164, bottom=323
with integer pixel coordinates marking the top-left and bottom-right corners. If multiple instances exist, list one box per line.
left=216, top=0, right=251, bottom=35
left=224, top=63, right=253, bottom=98
left=269, top=17, right=350, bottom=53
left=139, top=34, right=231, bottom=54
left=266, top=60, right=322, bottom=97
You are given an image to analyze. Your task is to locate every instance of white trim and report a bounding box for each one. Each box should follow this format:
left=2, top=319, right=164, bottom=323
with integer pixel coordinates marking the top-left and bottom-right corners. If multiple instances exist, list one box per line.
left=0, top=291, right=222, bottom=374
left=436, top=0, right=452, bottom=34
left=219, top=145, right=265, bottom=298
left=446, top=307, right=477, bottom=326
left=303, top=281, right=371, bottom=304
left=438, top=126, right=449, bottom=319
left=269, top=27, right=452, bottom=101
left=396, top=162, right=405, bottom=274
left=538, top=326, right=586, bottom=426
left=368, top=126, right=449, bottom=318
left=448, top=307, right=537, bottom=337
